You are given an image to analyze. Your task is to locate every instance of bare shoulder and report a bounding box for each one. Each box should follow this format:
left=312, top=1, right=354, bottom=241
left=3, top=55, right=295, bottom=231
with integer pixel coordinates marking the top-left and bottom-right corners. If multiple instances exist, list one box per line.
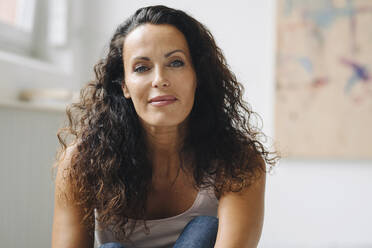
left=54, top=144, right=79, bottom=200
left=52, top=143, right=94, bottom=248
left=215, top=154, right=266, bottom=248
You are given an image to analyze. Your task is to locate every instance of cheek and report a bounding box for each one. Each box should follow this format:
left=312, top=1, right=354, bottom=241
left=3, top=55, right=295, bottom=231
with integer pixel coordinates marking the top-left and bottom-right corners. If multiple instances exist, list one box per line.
left=129, top=87, right=145, bottom=103
left=125, top=81, right=149, bottom=108
left=183, top=74, right=197, bottom=99
left=124, top=75, right=143, bottom=97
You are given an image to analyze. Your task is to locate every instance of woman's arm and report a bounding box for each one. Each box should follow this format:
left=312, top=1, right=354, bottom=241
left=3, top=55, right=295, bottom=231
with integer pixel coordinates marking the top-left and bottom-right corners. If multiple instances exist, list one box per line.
left=52, top=146, right=94, bottom=248
left=214, top=160, right=266, bottom=248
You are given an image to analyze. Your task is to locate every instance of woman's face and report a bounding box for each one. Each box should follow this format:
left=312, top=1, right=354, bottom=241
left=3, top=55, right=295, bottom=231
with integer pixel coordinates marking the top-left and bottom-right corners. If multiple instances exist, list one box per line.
left=122, top=24, right=197, bottom=128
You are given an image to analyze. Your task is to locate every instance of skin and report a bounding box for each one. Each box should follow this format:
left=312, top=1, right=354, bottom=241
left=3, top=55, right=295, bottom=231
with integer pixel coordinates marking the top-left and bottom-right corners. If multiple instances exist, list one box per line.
left=122, top=24, right=197, bottom=182
left=52, top=145, right=94, bottom=248
left=215, top=159, right=266, bottom=248
left=52, top=24, right=265, bottom=248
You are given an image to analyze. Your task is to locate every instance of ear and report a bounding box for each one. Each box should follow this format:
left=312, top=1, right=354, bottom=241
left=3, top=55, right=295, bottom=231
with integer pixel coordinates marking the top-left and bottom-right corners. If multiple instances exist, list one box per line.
left=121, top=81, right=131, bottom=99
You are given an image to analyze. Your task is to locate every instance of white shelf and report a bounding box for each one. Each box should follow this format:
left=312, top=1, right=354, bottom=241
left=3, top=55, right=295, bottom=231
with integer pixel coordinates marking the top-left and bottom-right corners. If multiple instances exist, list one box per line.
left=0, top=99, right=67, bottom=112
left=0, top=88, right=75, bottom=113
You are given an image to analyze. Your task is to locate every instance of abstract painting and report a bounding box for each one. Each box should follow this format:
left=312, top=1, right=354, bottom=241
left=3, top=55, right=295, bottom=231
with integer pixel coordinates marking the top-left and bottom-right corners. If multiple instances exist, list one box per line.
left=275, top=0, right=372, bottom=158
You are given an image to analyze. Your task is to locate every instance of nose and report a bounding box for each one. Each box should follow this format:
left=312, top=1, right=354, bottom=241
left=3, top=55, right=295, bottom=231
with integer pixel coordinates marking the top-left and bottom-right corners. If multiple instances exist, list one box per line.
left=152, top=66, right=170, bottom=88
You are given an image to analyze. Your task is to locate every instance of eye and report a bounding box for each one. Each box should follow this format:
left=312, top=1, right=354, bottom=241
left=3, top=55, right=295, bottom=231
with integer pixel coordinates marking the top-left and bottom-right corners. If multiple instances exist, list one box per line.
left=134, top=65, right=150, bottom=73
left=169, top=60, right=184, bottom=67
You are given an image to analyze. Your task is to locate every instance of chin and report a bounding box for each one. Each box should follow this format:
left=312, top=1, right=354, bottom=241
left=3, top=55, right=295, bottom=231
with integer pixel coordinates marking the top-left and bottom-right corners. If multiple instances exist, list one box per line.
left=148, top=119, right=184, bottom=127
left=140, top=115, right=189, bottom=129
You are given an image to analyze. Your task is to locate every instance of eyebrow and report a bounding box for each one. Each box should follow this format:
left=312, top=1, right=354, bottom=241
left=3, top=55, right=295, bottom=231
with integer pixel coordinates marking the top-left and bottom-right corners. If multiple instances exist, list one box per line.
left=165, top=49, right=186, bottom=57
left=132, top=49, right=186, bottom=61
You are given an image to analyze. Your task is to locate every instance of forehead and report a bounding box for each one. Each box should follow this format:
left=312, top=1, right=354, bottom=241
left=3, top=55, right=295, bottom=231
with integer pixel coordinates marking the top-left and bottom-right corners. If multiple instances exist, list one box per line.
left=123, top=24, right=190, bottom=59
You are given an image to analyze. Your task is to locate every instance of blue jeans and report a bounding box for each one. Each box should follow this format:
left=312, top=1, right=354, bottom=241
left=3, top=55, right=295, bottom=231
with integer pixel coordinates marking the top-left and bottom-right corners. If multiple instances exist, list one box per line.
left=100, top=216, right=219, bottom=248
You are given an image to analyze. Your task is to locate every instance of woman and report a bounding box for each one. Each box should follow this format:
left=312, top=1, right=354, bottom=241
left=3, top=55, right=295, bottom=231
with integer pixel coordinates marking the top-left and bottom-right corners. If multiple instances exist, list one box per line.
left=52, top=5, right=277, bottom=248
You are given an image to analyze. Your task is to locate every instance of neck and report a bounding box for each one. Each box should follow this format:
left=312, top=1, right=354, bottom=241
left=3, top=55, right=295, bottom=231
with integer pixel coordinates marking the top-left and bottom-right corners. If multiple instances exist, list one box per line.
left=141, top=121, right=187, bottom=182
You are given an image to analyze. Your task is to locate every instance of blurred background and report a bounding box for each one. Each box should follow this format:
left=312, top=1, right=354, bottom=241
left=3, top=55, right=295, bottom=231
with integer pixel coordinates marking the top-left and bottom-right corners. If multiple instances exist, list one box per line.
left=0, top=0, right=371, bottom=247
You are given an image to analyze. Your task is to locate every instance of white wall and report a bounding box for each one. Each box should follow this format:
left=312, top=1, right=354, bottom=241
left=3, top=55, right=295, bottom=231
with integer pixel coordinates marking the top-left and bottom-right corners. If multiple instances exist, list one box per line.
left=263, top=160, right=372, bottom=247
left=0, top=107, right=64, bottom=247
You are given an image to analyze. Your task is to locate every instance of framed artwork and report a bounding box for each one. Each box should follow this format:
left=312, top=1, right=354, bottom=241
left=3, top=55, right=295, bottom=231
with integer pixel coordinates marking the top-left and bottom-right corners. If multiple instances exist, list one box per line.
left=275, top=0, right=372, bottom=158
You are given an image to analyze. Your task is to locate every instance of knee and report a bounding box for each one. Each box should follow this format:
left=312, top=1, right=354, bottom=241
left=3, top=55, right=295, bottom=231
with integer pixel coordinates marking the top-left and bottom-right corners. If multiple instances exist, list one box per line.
left=191, top=215, right=218, bottom=224
left=188, top=215, right=219, bottom=229
left=99, top=242, right=125, bottom=248
left=174, top=216, right=219, bottom=248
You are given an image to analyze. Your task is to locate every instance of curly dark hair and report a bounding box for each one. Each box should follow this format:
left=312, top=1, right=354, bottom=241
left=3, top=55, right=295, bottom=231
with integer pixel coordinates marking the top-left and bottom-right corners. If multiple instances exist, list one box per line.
left=55, top=5, right=278, bottom=240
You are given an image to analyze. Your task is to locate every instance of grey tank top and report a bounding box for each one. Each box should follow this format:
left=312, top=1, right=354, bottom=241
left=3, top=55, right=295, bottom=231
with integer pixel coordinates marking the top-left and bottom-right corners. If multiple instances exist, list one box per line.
left=95, top=187, right=219, bottom=248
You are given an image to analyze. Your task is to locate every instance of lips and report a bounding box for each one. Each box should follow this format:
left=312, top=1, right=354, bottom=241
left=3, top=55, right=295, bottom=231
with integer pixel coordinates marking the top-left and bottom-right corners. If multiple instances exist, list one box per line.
left=149, top=95, right=177, bottom=106
left=149, top=95, right=177, bottom=103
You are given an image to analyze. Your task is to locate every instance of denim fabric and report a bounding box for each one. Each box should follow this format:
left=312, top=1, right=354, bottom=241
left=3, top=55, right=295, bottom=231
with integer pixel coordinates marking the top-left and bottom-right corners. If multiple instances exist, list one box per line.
left=99, top=215, right=219, bottom=248
left=173, top=216, right=218, bottom=248
left=99, top=242, right=125, bottom=248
